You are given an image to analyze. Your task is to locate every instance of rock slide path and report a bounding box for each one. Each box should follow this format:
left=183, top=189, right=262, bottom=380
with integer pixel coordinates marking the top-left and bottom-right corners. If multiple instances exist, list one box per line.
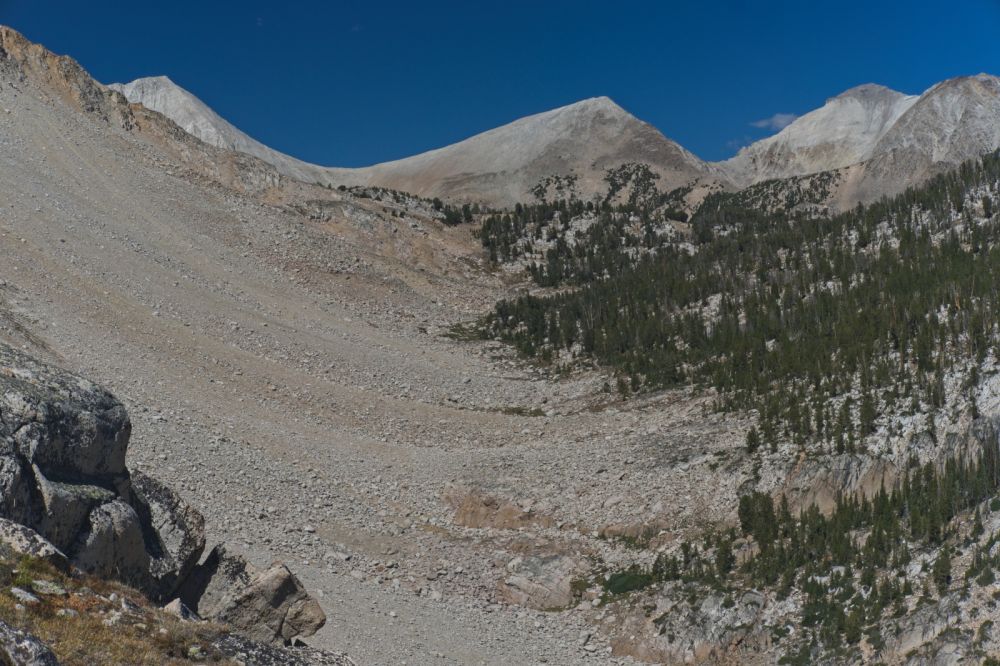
left=0, top=45, right=746, bottom=664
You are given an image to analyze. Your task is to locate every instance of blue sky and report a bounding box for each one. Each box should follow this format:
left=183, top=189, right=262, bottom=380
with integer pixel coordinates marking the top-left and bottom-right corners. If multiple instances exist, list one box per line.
left=4, top=1, right=1000, bottom=166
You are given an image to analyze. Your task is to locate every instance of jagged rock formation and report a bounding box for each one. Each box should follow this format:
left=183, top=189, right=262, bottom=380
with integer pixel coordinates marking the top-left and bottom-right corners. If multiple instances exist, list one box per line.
left=0, top=342, right=325, bottom=645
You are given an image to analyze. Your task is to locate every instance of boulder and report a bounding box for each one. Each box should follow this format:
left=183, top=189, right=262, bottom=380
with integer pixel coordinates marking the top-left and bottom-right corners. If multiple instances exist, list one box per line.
left=0, top=518, right=68, bottom=570
left=0, top=619, right=60, bottom=665
left=32, top=464, right=115, bottom=552
left=177, top=544, right=255, bottom=618
left=180, top=545, right=326, bottom=644
left=0, top=344, right=129, bottom=479
left=128, top=469, right=205, bottom=599
left=163, top=598, right=201, bottom=621
left=214, top=563, right=326, bottom=644
left=0, top=343, right=323, bottom=646
left=497, top=554, right=586, bottom=610
left=0, top=454, right=39, bottom=525
left=71, top=499, right=151, bottom=590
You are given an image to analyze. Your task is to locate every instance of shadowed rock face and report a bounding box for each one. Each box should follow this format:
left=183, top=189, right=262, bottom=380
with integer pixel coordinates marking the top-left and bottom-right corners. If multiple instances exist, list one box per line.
left=0, top=343, right=324, bottom=645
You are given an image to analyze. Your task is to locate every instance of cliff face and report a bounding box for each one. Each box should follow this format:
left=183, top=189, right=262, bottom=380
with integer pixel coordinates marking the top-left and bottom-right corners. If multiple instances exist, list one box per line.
left=0, top=26, right=134, bottom=130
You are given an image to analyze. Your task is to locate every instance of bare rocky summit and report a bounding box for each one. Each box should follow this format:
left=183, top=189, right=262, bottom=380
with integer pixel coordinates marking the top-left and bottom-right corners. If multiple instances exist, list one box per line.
left=110, top=69, right=1000, bottom=210
left=720, top=83, right=919, bottom=185
left=109, top=76, right=716, bottom=206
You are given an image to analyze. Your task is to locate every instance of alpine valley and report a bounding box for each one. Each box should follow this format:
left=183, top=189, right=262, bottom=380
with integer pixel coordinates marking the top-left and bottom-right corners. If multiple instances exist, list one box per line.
left=3, top=22, right=1000, bottom=666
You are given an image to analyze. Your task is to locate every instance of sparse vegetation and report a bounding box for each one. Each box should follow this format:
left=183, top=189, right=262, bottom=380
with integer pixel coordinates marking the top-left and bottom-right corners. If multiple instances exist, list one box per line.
left=484, top=151, right=1000, bottom=453
left=0, top=555, right=232, bottom=665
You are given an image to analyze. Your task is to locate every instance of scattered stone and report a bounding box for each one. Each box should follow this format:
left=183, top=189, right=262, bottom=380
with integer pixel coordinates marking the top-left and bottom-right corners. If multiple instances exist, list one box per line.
left=9, top=587, right=40, bottom=604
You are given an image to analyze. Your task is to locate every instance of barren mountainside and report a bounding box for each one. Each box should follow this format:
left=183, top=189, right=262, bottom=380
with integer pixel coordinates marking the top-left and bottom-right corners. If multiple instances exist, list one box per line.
left=110, top=71, right=1000, bottom=210
left=719, top=83, right=919, bottom=186
left=108, top=77, right=715, bottom=206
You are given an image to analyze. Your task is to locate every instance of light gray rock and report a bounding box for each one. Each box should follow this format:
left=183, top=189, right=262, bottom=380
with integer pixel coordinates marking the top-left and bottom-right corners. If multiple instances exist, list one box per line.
left=163, top=597, right=200, bottom=621
left=10, top=586, right=40, bottom=604
left=180, top=545, right=325, bottom=644
left=496, top=554, right=586, bottom=611
left=0, top=518, right=68, bottom=570
left=0, top=619, right=60, bottom=665
left=178, top=544, right=254, bottom=618
left=71, top=499, right=151, bottom=590
left=32, top=464, right=114, bottom=552
left=213, top=563, right=327, bottom=645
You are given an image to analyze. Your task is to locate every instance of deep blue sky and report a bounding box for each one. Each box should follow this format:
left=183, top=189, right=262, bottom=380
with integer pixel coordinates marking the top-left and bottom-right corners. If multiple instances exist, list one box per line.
left=4, top=1, right=1000, bottom=166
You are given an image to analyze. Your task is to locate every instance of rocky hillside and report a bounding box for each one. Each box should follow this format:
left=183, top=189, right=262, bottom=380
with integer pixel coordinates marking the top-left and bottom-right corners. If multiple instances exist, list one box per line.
left=10, top=20, right=1000, bottom=666
left=107, top=76, right=336, bottom=187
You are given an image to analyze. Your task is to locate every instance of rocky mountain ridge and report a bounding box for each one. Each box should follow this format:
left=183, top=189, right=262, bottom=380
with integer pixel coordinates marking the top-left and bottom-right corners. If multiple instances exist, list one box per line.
left=110, top=76, right=717, bottom=206
left=109, top=70, right=1000, bottom=209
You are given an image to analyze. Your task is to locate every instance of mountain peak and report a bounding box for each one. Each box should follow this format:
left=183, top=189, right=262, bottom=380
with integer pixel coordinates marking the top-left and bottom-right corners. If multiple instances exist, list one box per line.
left=563, top=95, right=623, bottom=111
left=830, top=83, right=907, bottom=104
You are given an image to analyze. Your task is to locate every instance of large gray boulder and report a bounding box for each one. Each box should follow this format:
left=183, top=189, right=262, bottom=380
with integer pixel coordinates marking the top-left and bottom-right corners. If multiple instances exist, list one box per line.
left=215, top=563, right=327, bottom=644
left=180, top=544, right=326, bottom=645
left=32, top=464, right=115, bottom=553
left=71, top=498, right=151, bottom=589
left=0, top=346, right=130, bottom=480
left=0, top=343, right=323, bottom=645
left=177, top=544, right=254, bottom=617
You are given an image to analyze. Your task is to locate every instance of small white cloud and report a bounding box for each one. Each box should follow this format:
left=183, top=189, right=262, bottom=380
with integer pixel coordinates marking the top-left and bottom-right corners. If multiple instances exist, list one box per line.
left=750, top=112, right=798, bottom=131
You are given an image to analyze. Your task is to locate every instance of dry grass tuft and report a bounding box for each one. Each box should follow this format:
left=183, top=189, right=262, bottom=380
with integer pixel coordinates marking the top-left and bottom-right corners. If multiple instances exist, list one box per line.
left=0, top=556, right=238, bottom=665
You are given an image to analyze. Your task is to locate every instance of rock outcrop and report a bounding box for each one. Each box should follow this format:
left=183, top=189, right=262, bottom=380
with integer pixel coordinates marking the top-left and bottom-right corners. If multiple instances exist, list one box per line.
left=0, top=343, right=324, bottom=644
left=496, top=554, right=587, bottom=611
left=0, top=620, right=60, bottom=665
